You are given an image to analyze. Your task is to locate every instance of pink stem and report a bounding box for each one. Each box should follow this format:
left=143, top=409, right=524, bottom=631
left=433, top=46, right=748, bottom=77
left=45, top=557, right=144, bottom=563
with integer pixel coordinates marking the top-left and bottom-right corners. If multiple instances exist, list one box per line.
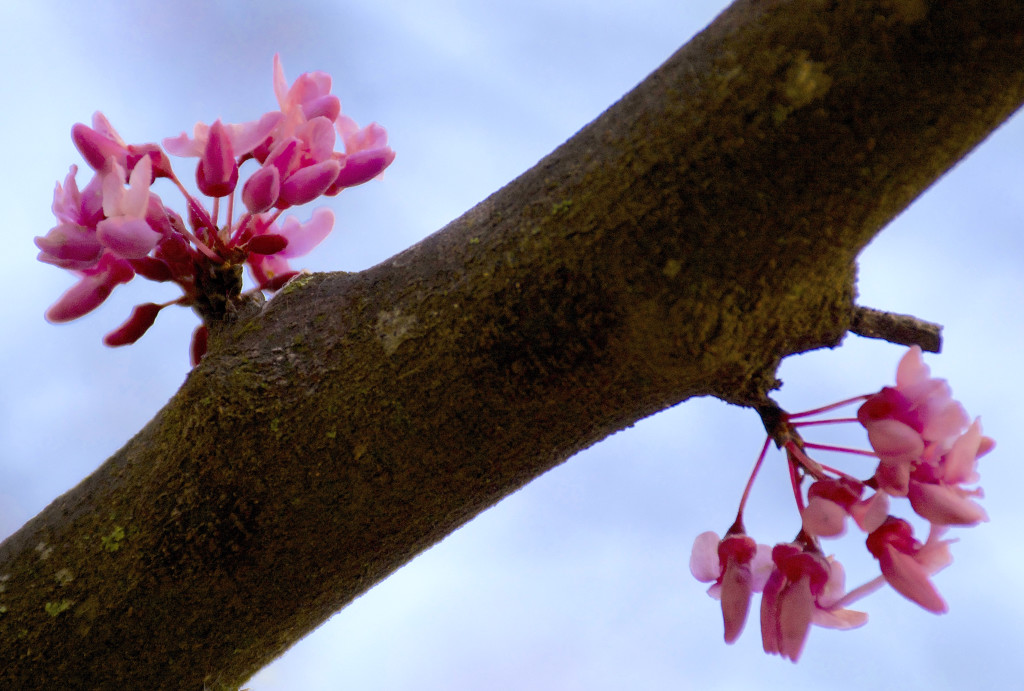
left=802, top=441, right=878, bottom=458
left=787, top=395, right=870, bottom=419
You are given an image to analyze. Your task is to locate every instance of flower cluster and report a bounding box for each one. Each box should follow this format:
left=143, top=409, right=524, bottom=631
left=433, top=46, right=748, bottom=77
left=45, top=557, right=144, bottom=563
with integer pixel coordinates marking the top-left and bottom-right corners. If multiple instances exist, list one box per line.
left=36, top=55, right=395, bottom=364
left=690, top=347, right=993, bottom=662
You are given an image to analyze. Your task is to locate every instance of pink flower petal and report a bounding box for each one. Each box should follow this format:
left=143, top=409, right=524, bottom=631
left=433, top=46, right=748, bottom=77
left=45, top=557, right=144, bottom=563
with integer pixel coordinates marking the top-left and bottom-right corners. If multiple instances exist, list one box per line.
left=908, top=481, right=988, bottom=526
left=689, top=531, right=721, bottom=582
left=97, top=217, right=162, bottom=259
left=277, top=207, right=335, bottom=258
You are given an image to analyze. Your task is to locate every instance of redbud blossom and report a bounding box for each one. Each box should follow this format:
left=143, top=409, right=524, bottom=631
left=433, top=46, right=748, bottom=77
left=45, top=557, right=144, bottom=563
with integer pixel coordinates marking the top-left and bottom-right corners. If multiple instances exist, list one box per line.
left=866, top=517, right=953, bottom=613
left=691, top=347, right=991, bottom=662
left=690, top=530, right=773, bottom=644
left=38, top=55, right=394, bottom=356
left=760, top=543, right=866, bottom=663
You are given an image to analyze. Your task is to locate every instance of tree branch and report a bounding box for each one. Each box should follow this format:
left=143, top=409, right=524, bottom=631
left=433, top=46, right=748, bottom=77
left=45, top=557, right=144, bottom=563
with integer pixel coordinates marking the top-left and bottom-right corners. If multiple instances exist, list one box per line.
left=3, top=1, right=1023, bottom=688
left=850, top=305, right=943, bottom=353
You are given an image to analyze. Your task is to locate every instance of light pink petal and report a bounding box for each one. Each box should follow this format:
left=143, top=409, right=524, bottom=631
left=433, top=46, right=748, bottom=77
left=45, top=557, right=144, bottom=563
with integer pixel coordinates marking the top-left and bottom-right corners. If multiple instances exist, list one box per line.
left=124, top=155, right=153, bottom=215
left=777, top=577, right=814, bottom=662
left=226, top=112, right=283, bottom=156
left=908, top=481, right=987, bottom=526
left=749, top=543, right=774, bottom=592
left=96, top=217, right=162, bottom=259
left=921, top=398, right=969, bottom=446
left=273, top=54, right=289, bottom=110
left=850, top=491, right=889, bottom=533
left=689, top=531, right=721, bottom=582
left=866, top=419, right=925, bottom=462
left=802, top=497, right=848, bottom=538
left=812, top=607, right=868, bottom=630
left=720, top=560, right=754, bottom=643
left=880, top=546, right=947, bottom=613
left=162, top=122, right=210, bottom=157
left=895, top=345, right=929, bottom=389
left=874, top=456, right=912, bottom=497
left=278, top=207, right=335, bottom=257
left=817, top=558, right=848, bottom=608
left=918, top=526, right=956, bottom=574
left=944, top=419, right=985, bottom=484
left=91, top=111, right=127, bottom=146
left=298, top=116, right=338, bottom=162
left=101, top=161, right=129, bottom=218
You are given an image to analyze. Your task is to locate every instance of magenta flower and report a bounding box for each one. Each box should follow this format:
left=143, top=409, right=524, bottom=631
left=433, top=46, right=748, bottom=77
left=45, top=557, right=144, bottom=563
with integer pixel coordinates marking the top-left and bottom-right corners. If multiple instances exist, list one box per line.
left=760, top=543, right=866, bottom=662
left=44, top=253, right=135, bottom=323
left=858, top=346, right=969, bottom=495
left=801, top=476, right=890, bottom=538
left=38, top=55, right=394, bottom=359
left=247, top=208, right=335, bottom=290
left=96, top=157, right=163, bottom=259
left=690, top=347, right=992, bottom=662
left=866, top=517, right=953, bottom=613
left=690, top=530, right=773, bottom=644
left=907, top=418, right=993, bottom=525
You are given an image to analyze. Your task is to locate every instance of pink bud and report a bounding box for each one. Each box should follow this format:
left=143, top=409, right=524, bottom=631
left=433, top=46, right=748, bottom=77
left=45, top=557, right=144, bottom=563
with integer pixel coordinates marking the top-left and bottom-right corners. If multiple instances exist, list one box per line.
left=129, top=256, right=173, bottom=282
left=196, top=120, right=239, bottom=197
left=242, top=165, right=281, bottom=214
left=278, top=160, right=341, bottom=207
left=327, top=146, right=396, bottom=193
left=72, top=122, right=128, bottom=171
left=44, top=255, right=134, bottom=323
left=247, top=233, right=289, bottom=255
left=103, top=302, right=163, bottom=346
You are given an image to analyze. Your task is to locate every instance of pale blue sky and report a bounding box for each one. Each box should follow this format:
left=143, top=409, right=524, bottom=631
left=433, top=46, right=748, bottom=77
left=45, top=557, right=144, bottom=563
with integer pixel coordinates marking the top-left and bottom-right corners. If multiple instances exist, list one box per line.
left=2, top=2, right=1022, bottom=689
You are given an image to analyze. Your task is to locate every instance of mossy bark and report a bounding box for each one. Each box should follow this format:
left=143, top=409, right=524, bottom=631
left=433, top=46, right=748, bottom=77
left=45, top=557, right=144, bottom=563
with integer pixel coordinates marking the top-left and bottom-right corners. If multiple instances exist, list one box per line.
left=2, top=1, right=1023, bottom=688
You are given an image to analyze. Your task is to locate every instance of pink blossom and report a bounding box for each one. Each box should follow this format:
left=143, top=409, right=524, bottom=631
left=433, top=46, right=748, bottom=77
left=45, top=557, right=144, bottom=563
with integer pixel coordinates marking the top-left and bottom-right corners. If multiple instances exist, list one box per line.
left=802, top=476, right=890, bottom=538
left=273, top=53, right=341, bottom=130
left=328, top=117, right=396, bottom=191
left=247, top=208, right=335, bottom=289
left=51, top=165, right=104, bottom=228
left=44, top=253, right=135, bottom=323
left=162, top=111, right=282, bottom=159
left=760, top=543, right=866, bottom=662
left=690, top=530, right=773, bottom=644
left=40, top=55, right=392, bottom=356
left=866, top=517, right=953, bottom=613
left=96, top=157, right=163, bottom=259
left=72, top=112, right=130, bottom=172
left=907, top=418, right=992, bottom=525
left=858, top=346, right=970, bottom=495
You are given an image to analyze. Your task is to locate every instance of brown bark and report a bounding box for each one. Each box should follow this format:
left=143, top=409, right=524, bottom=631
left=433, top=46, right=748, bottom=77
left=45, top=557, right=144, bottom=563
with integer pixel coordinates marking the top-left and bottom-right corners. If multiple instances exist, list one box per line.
left=2, top=1, right=1023, bottom=688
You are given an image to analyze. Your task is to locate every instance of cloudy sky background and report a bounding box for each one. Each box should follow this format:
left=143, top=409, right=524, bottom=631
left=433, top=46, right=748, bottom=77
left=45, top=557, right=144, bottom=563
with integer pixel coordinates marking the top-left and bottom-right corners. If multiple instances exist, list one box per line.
left=2, top=1, right=1022, bottom=689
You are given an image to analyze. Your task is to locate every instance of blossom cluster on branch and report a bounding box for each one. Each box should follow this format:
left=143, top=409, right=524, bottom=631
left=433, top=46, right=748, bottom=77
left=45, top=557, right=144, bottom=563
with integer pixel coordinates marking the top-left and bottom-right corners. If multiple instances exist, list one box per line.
left=690, top=346, right=993, bottom=662
left=36, top=55, right=394, bottom=364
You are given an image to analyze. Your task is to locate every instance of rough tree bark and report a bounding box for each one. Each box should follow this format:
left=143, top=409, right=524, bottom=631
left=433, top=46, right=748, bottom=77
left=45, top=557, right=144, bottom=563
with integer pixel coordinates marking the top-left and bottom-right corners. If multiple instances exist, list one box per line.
left=2, top=1, right=1022, bottom=688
